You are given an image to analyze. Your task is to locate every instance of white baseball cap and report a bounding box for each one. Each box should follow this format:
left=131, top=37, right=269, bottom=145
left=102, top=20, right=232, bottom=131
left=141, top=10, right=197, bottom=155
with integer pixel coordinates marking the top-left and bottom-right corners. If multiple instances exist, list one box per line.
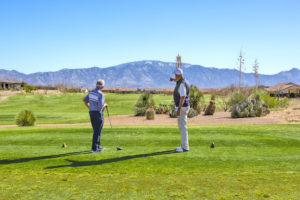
left=174, top=68, right=183, bottom=75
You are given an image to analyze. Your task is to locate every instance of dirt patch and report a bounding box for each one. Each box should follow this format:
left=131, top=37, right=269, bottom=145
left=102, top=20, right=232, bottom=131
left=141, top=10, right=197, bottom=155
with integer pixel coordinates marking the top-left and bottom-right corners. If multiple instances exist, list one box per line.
left=0, top=90, right=61, bottom=96
left=279, top=99, right=300, bottom=123
left=0, top=96, right=9, bottom=102
left=104, top=112, right=286, bottom=126
left=0, top=111, right=290, bottom=128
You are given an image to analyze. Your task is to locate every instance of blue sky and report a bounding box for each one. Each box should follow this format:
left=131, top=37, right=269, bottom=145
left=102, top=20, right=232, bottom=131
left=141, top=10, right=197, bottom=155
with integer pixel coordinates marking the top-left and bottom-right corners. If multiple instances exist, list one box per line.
left=0, top=0, right=299, bottom=74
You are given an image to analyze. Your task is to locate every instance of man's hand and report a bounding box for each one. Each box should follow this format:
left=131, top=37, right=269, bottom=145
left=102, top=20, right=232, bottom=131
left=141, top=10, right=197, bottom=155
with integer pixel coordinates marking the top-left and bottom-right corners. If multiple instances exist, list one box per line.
left=84, top=102, right=89, bottom=109
left=99, top=104, right=108, bottom=109
left=176, top=107, right=181, bottom=116
left=170, top=77, right=176, bottom=82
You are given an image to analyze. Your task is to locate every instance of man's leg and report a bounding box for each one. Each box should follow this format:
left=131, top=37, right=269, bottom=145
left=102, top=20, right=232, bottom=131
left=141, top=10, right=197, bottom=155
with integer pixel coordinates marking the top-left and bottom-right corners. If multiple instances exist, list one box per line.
left=96, top=113, right=104, bottom=148
left=90, top=111, right=100, bottom=151
left=177, top=106, right=190, bottom=150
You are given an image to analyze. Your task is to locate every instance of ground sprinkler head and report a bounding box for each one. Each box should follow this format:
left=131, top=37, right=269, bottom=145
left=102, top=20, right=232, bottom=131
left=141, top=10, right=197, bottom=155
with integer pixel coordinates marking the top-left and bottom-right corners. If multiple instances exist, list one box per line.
left=117, top=147, right=123, bottom=151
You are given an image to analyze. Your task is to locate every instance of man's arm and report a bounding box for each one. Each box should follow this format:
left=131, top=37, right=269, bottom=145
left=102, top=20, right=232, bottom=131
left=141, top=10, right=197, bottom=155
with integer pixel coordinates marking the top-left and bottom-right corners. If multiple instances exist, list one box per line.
left=170, top=77, right=176, bottom=82
left=177, top=96, right=186, bottom=116
left=98, top=93, right=108, bottom=109
left=84, top=101, right=89, bottom=109
left=83, top=95, right=89, bottom=109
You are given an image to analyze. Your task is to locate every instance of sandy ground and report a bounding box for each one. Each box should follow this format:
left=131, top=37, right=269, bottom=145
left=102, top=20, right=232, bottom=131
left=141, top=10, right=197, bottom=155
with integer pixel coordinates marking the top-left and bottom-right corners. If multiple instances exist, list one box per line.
left=1, top=110, right=298, bottom=128
left=0, top=90, right=61, bottom=96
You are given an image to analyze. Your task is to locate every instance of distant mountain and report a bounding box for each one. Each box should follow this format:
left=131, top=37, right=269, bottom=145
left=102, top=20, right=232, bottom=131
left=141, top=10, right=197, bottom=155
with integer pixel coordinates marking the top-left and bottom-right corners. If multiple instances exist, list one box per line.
left=1, top=61, right=300, bottom=88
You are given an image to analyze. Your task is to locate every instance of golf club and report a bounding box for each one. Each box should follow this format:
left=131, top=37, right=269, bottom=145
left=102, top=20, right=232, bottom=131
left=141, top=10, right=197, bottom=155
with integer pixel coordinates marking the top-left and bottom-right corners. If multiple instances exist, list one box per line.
left=106, top=107, right=122, bottom=151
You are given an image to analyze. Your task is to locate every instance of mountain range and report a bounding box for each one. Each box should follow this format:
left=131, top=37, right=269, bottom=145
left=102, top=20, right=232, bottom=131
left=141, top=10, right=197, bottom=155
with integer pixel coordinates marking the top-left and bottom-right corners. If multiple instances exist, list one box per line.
left=1, top=60, right=300, bottom=88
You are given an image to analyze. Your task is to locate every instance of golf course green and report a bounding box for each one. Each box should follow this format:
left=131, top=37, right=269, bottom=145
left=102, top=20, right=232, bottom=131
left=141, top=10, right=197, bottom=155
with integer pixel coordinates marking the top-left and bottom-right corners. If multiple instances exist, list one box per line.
left=0, top=125, right=299, bottom=199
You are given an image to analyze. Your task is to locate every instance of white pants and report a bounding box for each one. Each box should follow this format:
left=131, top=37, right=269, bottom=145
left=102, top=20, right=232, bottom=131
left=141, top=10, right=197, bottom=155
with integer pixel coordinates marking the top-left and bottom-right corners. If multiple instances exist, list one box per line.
left=176, top=106, right=190, bottom=150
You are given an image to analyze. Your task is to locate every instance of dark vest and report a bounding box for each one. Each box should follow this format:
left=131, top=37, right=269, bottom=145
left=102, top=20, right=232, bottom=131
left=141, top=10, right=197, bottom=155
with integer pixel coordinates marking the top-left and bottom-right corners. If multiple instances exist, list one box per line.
left=173, top=78, right=190, bottom=107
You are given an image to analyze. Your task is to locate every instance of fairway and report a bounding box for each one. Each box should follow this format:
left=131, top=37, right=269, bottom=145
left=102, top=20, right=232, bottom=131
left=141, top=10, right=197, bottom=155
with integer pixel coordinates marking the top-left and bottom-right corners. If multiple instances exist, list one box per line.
left=0, top=93, right=173, bottom=125
left=0, top=125, right=299, bottom=199
left=0, top=93, right=217, bottom=125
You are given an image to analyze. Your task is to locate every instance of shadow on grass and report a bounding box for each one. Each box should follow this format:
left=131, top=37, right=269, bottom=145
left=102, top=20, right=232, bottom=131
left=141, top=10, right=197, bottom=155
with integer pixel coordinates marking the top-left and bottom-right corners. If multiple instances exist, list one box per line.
left=46, top=150, right=176, bottom=169
left=0, top=151, right=90, bottom=165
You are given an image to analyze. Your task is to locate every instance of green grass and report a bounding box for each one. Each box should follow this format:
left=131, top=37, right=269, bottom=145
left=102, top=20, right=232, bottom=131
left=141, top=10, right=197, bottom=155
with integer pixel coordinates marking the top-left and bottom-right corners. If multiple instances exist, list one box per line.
left=0, top=93, right=173, bottom=125
left=0, top=125, right=299, bottom=199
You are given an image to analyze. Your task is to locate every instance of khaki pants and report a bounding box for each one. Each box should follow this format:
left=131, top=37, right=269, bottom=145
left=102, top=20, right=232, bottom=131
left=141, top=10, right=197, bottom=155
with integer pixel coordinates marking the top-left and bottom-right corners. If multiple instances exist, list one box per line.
left=176, top=106, right=190, bottom=150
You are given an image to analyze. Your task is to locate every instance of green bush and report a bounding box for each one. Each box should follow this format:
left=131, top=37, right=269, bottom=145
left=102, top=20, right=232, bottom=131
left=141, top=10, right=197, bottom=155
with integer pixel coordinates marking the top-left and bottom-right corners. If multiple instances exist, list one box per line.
left=23, top=85, right=37, bottom=93
left=227, top=92, right=246, bottom=107
left=134, top=92, right=155, bottom=116
left=252, top=89, right=290, bottom=109
left=188, top=108, right=198, bottom=118
left=261, top=94, right=277, bottom=108
left=15, top=110, right=36, bottom=126
left=189, top=85, right=204, bottom=113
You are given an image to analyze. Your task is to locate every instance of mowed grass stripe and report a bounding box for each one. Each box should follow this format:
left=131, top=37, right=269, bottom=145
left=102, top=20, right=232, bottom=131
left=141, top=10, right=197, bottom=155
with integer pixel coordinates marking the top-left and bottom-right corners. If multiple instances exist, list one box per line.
left=0, top=125, right=299, bottom=199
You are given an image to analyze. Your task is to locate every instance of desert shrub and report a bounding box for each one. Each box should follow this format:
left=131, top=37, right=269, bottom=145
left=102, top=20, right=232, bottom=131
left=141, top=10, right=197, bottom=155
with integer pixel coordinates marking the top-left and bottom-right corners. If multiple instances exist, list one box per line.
left=227, top=92, right=246, bottom=107
left=55, top=84, right=68, bottom=93
left=146, top=107, right=155, bottom=120
left=204, top=100, right=216, bottom=115
left=195, top=105, right=202, bottom=114
left=252, top=89, right=279, bottom=108
left=155, top=104, right=169, bottom=114
left=231, top=100, right=270, bottom=118
left=189, top=85, right=204, bottom=114
left=188, top=108, right=198, bottom=118
left=261, top=94, right=277, bottom=108
left=15, top=110, right=36, bottom=126
left=231, top=100, right=253, bottom=118
left=217, top=95, right=230, bottom=112
left=23, top=84, right=37, bottom=93
left=135, top=92, right=155, bottom=116
left=169, top=103, right=177, bottom=118
left=239, top=87, right=254, bottom=97
left=277, top=98, right=290, bottom=108
left=67, top=87, right=82, bottom=93
left=189, top=85, right=204, bottom=108
left=36, top=85, right=56, bottom=90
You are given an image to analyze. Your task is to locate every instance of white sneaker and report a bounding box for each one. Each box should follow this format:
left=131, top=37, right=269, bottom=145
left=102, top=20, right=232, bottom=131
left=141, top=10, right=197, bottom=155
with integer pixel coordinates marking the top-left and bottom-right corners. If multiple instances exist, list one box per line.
left=175, top=147, right=189, bottom=152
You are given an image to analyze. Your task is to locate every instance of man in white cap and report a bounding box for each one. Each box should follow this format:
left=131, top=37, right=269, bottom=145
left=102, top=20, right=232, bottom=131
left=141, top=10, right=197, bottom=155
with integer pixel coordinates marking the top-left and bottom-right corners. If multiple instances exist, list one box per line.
left=83, top=79, right=108, bottom=153
left=170, top=62, right=190, bottom=153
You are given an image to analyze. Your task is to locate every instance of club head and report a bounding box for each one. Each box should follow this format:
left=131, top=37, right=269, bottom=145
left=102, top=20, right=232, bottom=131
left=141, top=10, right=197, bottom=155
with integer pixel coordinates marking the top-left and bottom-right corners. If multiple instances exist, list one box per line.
left=210, top=142, right=215, bottom=148
left=116, top=147, right=123, bottom=151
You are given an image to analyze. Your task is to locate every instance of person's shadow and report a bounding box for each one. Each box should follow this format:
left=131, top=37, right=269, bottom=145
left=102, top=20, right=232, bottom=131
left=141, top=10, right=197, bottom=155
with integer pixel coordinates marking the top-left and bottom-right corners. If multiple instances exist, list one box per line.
left=0, top=151, right=90, bottom=165
left=46, top=150, right=175, bottom=169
